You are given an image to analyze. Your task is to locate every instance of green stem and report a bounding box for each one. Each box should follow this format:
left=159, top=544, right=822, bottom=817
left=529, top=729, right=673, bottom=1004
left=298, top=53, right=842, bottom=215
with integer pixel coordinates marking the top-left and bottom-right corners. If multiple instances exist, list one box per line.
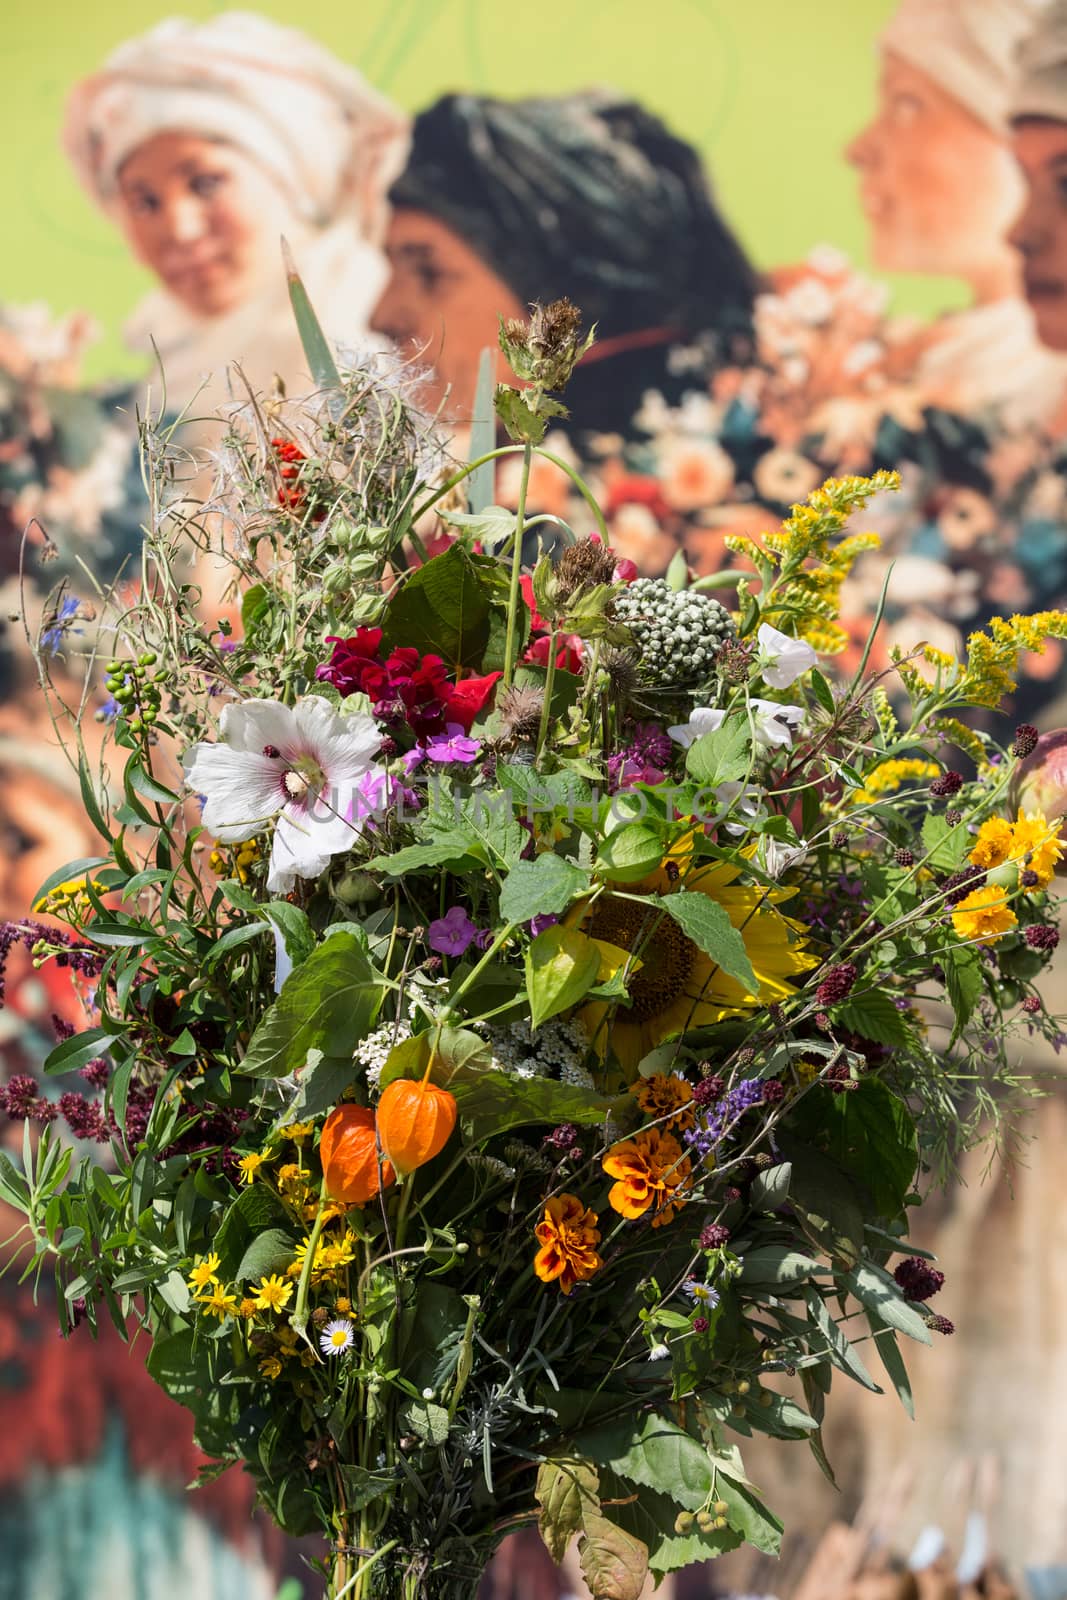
left=407, top=446, right=609, bottom=543
left=331, top=1537, right=399, bottom=1600
left=536, top=626, right=558, bottom=755
left=439, top=922, right=518, bottom=1023
left=290, top=1176, right=329, bottom=1354
left=502, top=443, right=533, bottom=688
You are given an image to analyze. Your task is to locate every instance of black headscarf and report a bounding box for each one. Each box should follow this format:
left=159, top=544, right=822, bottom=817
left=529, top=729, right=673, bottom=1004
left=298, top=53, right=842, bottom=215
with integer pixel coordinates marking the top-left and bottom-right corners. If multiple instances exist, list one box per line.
left=389, top=91, right=758, bottom=341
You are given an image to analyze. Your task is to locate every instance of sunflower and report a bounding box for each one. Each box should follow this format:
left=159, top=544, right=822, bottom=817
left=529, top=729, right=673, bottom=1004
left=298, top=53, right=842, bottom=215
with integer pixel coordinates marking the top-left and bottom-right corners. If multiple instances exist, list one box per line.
left=568, top=854, right=817, bottom=1076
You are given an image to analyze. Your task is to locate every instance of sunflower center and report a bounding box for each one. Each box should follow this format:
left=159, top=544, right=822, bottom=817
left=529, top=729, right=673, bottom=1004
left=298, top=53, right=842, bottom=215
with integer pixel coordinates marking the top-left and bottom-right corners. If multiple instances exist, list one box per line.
left=587, top=897, right=695, bottom=1021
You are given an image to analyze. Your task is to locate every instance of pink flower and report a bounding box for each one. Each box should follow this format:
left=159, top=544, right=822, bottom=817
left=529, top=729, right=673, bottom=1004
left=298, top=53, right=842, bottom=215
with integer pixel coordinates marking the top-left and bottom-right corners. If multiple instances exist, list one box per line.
left=427, top=907, right=479, bottom=957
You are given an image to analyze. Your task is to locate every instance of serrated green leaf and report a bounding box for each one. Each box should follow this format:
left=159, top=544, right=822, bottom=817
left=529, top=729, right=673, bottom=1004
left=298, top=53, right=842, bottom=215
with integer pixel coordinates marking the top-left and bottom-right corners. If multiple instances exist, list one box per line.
left=714, top=1479, right=784, bottom=1555
left=834, top=988, right=912, bottom=1047
left=943, top=943, right=983, bottom=1044
left=685, top=720, right=751, bottom=787
left=784, top=1078, right=917, bottom=1220
left=438, top=504, right=516, bottom=546
left=498, top=853, right=590, bottom=925
left=399, top=1397, right=451, bottom=1445
left=450, top=1070, right=621, bottom=1142
left=576, top=1412, right=713, bottom=1511
left=594, top=824, right=664, bottom=884
left=656, top=891, right=758, bottom=997
left=239, top=928, right=377, bottom=1078
left=922, top=811, right=969, bottom=871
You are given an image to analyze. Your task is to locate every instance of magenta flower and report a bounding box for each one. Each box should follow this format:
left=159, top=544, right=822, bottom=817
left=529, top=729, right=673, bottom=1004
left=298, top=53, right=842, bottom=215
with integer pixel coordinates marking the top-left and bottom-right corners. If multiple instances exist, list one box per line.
left=423, top=727, right=482, bottom=764
left=427, top=906, right=479, bottom=956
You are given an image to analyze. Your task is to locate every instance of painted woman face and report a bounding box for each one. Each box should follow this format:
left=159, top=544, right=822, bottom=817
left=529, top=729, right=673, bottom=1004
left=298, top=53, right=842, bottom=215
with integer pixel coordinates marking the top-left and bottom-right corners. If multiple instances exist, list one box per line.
left=847, top=53, right=1023, bottom=281
left=1010, top=120, right=1067, bottom=352
left=116, top=132, right=298, bottom=317
left=370, top=209, right=525, bottom=415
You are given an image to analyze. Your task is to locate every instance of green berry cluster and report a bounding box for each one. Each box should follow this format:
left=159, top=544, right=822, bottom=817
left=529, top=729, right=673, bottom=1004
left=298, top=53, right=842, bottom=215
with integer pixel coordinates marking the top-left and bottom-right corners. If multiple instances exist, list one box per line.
left=102, top=654, right=169, bottom=734
left=612, top=578, right=737, bottom=687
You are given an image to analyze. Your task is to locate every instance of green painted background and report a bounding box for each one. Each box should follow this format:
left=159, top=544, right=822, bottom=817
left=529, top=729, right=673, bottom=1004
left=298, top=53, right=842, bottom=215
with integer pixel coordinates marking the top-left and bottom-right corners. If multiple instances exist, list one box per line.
left=5, top=0, right=967, bottom=382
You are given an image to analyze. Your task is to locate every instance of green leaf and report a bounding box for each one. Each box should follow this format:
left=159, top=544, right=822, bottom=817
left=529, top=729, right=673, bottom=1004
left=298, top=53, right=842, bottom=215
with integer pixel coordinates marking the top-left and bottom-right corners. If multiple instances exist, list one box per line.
left=380, top=1026, right=493, bottom=1091
left=239, top=928, right=378, bottom=1078
left=809, top=669, right=836, bottom=715
left=749, top=1161, right=792, bottom=1210
left=778, top=1137, right=864, bottom=1265
left=594, top=825, right=664, bottom=885
left=834, top=988, right=913, bottom=1048
left=42, top=1026, right=119, bottom=1078
left=438, top=503, right=516, bottom=547
left=784, top=1078, right=917, bottom=1220
left=379, top=541, right=513, bottom=671
left=685, top=720, right=751, bottom=787
left=494, top=385, right=562, bottom=445
left=235, top=1226, right=296, bottom=1284
left=845, top=1261, right=932, bottom=1345
left=362, top=834, right=483, bottom=876
left=536, top=1457, right=599, bottom=1564
left=656, top=891, right=758, bottom=997
left=804, top=1285, right=881, bottom=1392
left=943, top=944, right=983, bottom=1045
left=467, top=349, right=497, bottom=513
left=214, top=1183, right=291, bottom=1279
left=577, top=1511, right=649, bottom=1600
left=336, top=1467, right=399, bottom=1515
left=525, top=924, right=600, bottom=1028
left=241, top=582, right=270, bottom=635
left=922, top=811, right=969, bottom=871
left=399, top=1397, right=451, bottom=1445
left=714, top=1479, right=784, bottom=1556
left=576, top=1412, right=712, bottom=1511
left=737, top=1247, right=820, bottom=1287
left=498, top=854, right=589, bottom=924
left=866, top=1309, right=915, bottom=1419
left=78, top=750, right=110, bottom=839
left=450, top=1070, right=622, bottom=1142
left=259, top=901, right=316, bottom=970
left=287, top=253, right=342, bottom=392
left=607, top=1479, right=743, bottom=1579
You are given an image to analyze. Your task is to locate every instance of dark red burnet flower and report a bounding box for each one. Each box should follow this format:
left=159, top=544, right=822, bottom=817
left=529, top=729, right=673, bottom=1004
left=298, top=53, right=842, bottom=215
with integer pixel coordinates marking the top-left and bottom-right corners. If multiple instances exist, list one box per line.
left=691, top=1074, right=725, bottom=1106
left=930, top=770, right=964, bottom=798
left=928, top=1314, right=955, bottom=1335
left=894, top=1256, right=945, bottom=1302
left=1025, top=924, right=1060, bottom=952
left=815, top=962, right=857, bottom=1007
left=316, top=627, right=500, bottom=738
left=699, top=1222, right=730, bottom=1249
left=1012, top=724, right=1040, bottom=760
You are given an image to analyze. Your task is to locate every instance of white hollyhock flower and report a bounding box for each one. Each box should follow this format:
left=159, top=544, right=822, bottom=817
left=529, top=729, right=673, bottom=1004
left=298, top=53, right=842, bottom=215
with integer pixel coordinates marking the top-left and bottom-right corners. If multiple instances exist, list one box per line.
left=668, top=700, right=803, bottom=753
left=757, top=622, right=817, bottom=689
left=184, top=696, right=383, bottom=894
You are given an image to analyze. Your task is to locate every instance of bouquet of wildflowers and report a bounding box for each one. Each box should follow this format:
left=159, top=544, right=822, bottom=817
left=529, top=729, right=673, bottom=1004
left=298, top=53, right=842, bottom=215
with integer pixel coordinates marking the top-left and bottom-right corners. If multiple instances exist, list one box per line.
left=4, top=292, right=1067, bottom=1600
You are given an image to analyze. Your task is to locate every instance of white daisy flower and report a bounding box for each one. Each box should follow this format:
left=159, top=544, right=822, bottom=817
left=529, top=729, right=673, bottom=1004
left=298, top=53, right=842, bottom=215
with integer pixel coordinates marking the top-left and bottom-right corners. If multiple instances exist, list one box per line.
left=319, top=1317, right=355, bottom=1356
left=184, top=695, right=384, bottom=894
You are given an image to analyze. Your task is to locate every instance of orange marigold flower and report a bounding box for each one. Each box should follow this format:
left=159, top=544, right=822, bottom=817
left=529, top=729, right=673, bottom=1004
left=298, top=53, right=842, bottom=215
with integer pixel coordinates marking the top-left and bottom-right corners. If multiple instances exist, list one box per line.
left=603, top=1127, right=693, bottom=1227
left=630, top=1072, right=694, bottom=1130
left=533, top=1194, right=602, bottom=1295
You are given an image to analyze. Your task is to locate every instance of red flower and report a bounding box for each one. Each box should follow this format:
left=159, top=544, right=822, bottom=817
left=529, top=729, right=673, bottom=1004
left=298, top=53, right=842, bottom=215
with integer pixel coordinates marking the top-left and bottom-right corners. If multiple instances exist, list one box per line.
left=519, top=575, right=549, bottom=633
left=525, top=633, right=584, bottom=674
left=440, top=671, right=502, bottom=731
left=316, top=629, right=384, bottom=697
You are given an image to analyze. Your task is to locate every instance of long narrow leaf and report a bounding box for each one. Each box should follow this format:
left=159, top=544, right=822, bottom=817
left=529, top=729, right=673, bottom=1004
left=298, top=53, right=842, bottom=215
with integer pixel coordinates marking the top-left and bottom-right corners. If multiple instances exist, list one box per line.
left=467, top=348, right=496, bottom=513
left=284, top=240, right=342, bottom=395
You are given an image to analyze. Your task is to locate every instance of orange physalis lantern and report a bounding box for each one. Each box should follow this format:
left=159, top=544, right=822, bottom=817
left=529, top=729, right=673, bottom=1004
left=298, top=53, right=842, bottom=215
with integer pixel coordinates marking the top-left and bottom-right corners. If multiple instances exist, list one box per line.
left=376, top=1079, right=457, bottom=1176
left=321, top=1104, right=394, bottom=1205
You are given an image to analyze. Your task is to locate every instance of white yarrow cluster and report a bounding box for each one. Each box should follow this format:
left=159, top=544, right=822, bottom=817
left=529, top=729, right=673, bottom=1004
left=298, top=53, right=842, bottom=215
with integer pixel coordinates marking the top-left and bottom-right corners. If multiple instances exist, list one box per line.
left=356, top=1020, right=413, bottom=1091
left=488, top=1018, right=591, bottom=1083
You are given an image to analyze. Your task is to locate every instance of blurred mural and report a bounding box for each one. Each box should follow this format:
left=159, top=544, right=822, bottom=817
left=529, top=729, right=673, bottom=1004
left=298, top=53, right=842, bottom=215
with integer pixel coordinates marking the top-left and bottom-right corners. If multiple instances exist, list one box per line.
left=6, top=1, right=1067, bottom=1596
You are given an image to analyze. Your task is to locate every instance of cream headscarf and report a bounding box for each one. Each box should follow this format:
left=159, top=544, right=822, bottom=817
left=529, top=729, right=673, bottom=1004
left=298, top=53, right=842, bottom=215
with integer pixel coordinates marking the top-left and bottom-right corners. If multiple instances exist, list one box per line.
left=1012, top=0, right=1067, bottom=121
left=881, top=0, right=1049, bottom=130
left=63, top=10, right=408, bottom=237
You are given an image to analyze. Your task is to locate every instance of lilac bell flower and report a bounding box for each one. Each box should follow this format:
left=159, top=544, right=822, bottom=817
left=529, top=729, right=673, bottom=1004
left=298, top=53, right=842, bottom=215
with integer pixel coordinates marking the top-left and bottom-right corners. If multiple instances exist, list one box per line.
left=427, top=906, right=479, bottom=957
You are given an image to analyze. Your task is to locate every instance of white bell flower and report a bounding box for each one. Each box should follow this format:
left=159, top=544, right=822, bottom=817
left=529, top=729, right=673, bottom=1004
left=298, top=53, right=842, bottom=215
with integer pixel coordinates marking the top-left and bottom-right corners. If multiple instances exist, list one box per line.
left=184, top=695, right=384, bottom=894
left=668, top=699, right=804, bottom=753
left=757, top=622, right=817, bottom=689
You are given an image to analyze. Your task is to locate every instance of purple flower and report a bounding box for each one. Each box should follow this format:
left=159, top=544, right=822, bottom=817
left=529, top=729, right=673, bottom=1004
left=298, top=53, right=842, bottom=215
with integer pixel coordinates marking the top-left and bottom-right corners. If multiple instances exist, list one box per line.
left=530, top=913, right=560, bottom=938
left=427, top=906, right=479, bottom=956
left=41, top=596, right=82, bottom=655
left=606, top=723, right=673, bottom=792
left=423, top=725, right=482, bottom=765
left=685, top=1076, right=767, bottom=1160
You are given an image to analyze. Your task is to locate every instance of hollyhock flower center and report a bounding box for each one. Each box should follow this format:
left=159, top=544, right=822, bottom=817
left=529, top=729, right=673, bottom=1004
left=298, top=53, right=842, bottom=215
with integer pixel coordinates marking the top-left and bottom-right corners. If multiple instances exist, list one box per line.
left=588, top=898, right=694, bottom=1021
left=282, top=753, right=328, bottom=802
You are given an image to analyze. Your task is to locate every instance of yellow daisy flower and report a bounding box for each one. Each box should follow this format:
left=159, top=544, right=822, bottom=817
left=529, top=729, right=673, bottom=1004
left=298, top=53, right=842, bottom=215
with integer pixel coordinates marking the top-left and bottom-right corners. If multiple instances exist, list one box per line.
left=187, top=1253, right=221, bottom=1294
left=951, top=885, right=1017, bottom=945
left=237, top=1151, right=269, bottom=1185
left=254, top=1274, right=294, bottom=1312
left=199, top=1284, right=239, bottom=1321
left=1008, top=809, right=1063, bottom=887
left=259, top=1355, right=284, bottom=1381
left=286, top=1122, right=315, bottom=1145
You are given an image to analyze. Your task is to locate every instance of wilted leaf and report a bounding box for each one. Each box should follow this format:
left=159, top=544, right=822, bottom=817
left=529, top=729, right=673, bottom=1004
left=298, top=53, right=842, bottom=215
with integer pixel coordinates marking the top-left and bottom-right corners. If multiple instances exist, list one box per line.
left=536, top=1456, right=599, bottom=1564
left=578, top=1511, right=649, bottom=1600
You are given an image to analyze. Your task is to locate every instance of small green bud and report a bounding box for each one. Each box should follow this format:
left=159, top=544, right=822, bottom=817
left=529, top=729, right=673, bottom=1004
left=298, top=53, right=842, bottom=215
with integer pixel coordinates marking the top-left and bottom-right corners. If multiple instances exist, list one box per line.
left=714, top=1516, right=728, bottom=1530
left=674, top=1512, right=694, bottom=1534
left=713, top=1501, right=728, bottom=1516
left=696, top=1512, right=715, bottom=1532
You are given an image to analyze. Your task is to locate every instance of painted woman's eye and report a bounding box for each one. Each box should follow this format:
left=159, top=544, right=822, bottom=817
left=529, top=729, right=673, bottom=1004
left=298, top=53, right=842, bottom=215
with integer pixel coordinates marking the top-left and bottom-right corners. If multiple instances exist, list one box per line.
left=888, top=93, right=922, bottom=126
left=190, top=171, right=226, bottom=199
left=127, top=190, right=161, bottom=216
